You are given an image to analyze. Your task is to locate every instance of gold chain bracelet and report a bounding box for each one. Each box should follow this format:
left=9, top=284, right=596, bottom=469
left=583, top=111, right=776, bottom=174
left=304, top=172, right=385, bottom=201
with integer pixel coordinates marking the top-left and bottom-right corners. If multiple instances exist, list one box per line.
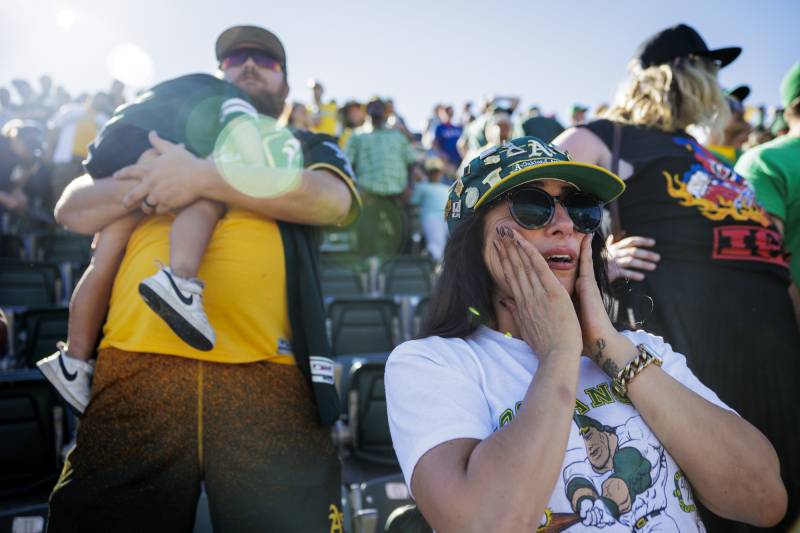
left=611, top=344, right=662, bottom=398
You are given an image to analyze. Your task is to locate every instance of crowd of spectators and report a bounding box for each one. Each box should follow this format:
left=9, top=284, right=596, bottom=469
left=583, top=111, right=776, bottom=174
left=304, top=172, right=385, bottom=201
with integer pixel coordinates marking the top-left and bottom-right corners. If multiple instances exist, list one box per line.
left=1, top=72, right=789, bottom=264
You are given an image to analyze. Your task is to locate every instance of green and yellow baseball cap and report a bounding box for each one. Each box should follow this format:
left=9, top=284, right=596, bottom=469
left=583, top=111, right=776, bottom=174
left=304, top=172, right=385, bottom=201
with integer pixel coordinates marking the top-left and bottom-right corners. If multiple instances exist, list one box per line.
left=445, top=136, right=625, bottom=231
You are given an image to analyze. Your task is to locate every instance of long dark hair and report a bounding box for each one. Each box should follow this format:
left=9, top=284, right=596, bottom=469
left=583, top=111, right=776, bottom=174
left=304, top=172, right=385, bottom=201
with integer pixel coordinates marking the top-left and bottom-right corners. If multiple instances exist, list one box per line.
left=422, top=208, right=615, bottom=339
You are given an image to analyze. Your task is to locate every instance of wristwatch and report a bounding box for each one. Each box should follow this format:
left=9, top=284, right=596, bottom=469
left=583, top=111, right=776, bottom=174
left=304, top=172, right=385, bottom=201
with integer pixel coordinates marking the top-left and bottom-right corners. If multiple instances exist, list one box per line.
left=611, top=343, right=663, bottom=398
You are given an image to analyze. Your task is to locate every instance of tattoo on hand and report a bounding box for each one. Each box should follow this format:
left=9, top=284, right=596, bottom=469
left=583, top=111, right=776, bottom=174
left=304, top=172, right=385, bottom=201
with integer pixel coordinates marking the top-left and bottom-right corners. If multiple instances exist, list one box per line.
left=591, top=338, right=621, bottom=377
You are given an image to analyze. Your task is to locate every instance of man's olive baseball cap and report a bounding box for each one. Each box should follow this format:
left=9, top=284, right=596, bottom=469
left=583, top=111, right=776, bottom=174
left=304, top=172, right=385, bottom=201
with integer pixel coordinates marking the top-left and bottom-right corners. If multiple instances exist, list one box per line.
left=445, top=136, right=625, bottom=232
left=215, top=25, right=287, bottom=72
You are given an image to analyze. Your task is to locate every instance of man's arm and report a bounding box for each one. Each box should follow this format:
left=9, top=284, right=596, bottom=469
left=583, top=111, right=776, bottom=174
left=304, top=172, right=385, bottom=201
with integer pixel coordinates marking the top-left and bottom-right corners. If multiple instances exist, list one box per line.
left=197, top=161, right=353, bottom=226
left=114, top=132, right=353, bottom=226
left=54, top=174, right=140, bottom=234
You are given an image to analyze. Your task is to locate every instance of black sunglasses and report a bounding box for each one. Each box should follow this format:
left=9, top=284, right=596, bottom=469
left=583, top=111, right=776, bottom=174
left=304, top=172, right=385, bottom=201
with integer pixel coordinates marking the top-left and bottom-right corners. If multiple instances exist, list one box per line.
left=505, top=187, right=603, bottom=234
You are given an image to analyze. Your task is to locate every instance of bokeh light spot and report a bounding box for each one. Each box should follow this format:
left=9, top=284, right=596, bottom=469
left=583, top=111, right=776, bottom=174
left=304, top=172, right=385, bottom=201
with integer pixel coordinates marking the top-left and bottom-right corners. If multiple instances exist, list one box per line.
left=55, top=9, right=76, bottom=29
left=213, top=115, right=303, bottom=198
left=106, top=42, right=155, bottom=88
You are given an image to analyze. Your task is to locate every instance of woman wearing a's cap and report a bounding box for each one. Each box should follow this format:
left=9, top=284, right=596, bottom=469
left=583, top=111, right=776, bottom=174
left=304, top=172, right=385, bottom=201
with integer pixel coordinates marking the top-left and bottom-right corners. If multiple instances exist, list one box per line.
left=555, top=24, right=800, bottom=531
left=385, top=136, right=786, bottom=533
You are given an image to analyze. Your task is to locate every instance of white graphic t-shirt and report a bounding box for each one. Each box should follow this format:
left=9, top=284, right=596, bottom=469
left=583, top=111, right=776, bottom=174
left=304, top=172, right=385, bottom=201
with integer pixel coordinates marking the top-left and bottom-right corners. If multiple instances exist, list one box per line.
left=385, top=327, right=734, bottom=532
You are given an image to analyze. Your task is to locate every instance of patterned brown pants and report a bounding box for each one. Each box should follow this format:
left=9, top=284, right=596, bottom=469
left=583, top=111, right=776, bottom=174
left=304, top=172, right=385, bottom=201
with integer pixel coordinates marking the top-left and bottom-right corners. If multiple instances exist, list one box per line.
left=47, top=349, right=343, bottom=533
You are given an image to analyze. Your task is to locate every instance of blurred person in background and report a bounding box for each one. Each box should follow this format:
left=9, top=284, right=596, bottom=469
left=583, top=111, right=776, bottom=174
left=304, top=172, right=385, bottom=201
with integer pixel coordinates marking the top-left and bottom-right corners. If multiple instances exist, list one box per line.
left=706, top=85, right=752, bottom=165
left=11, top=79, right=36, bottom=109
left=0, top=88, right=16, bottom=127
left=37, top=75, right=54, bottom=109
left=459, top=101, right=475, bottom=127
left=307, top=79, right=338, bottom=136
left=421, top=103, right=444, bottom=150
left=769, top=111, right=789, bottom=137
left=555, top=24, right=799, bottom=531
left=385, top=98, right=414, bottom=141
left=458, top=96, right=520, bottom=159
left=280, top=101, right=313, bottom=130
left=109, top=79, right=126, bottom=111
left=0, top=119, right=52, bottom=231
left=338, top=99, right=364, bottom=149
left=521, top=105, right=565, bottom=143
left=569, top=103, right=589, bottom=126
left=458, top=109, right=514, bottom=176
left=736, top=62, right=800, bottom=327
left=347, top=97, right=417, bottom=257
left=433, top=104, right=463, bottom=171
left=47, top=91, right=111, bottom=201
left=409, top=157, right=450, bottom=261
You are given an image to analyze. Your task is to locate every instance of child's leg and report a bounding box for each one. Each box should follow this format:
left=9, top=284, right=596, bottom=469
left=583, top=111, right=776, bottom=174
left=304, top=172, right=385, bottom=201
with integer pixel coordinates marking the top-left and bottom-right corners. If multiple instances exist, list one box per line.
left=66, top=212, right=143, bottom=359
left=169, top=199, right=226, bottom=279
left=139, top=199, right=224, bottom=352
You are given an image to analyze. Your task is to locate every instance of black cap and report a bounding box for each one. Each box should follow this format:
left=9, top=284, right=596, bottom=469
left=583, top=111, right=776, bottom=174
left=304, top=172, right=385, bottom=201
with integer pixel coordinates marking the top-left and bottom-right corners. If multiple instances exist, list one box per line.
left=635, top=23, right=741, bottom=69
left=215, top=25, right=287, bottom=71
left=726, top=85, right=750, bottom=103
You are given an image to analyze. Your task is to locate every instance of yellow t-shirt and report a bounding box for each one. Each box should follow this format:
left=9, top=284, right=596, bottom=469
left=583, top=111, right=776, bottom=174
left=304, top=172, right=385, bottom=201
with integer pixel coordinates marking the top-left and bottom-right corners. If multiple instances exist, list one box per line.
left=99, top=208, right=294, bottom=364
left=310, top=102, right=339, bottom=137
left=72, top=111, right=101, bottom=158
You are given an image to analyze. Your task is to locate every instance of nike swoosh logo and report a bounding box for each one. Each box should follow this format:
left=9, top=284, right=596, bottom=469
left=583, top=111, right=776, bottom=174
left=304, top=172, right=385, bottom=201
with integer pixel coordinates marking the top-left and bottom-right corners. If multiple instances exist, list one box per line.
left=164, top=269, right=194, bottom=306
left=59, top=351, right=78, bottom=381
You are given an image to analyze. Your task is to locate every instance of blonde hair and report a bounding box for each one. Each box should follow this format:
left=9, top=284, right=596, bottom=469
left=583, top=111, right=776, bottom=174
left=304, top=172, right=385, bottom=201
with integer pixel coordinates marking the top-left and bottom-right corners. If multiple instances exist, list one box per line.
left=603, top=57, right=730, bottom=134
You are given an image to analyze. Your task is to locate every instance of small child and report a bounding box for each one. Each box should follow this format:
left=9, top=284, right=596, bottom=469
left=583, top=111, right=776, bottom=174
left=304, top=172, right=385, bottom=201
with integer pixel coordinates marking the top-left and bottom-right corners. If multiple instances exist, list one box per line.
left=37, top=73, right=268, bottom=414
left=409, top=158, right=451, bottom=262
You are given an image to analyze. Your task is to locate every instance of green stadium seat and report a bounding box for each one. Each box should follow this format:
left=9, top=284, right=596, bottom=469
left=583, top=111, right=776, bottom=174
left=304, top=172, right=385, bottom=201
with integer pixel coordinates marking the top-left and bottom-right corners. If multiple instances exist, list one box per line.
left=379, top=256, right=435, bottom=297
left=0, top=261, right=61, bottom=307
left=328, top=298, right=398, bottom=356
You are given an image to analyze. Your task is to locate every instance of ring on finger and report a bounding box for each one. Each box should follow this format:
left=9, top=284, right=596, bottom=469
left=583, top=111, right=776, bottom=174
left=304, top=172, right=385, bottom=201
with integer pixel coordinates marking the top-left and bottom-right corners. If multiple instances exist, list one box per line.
left=142, top=198, right=156, bottom=209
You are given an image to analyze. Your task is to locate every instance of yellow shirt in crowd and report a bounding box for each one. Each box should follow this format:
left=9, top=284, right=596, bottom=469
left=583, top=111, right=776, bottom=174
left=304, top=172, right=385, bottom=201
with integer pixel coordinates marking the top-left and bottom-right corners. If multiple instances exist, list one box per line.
left=310, top=101, right=339, bottom=137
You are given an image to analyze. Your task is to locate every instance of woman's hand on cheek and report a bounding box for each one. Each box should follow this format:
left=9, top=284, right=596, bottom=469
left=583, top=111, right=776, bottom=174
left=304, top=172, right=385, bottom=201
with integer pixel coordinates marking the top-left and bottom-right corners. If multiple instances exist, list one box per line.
left=494, top=226, right=582, bottom=362
left=575, top=235, right=621, bottom=354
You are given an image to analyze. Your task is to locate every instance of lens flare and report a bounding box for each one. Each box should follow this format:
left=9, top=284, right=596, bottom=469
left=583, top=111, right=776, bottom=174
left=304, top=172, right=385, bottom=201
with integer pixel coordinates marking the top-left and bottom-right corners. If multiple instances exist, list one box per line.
left=106, top=42, right=155, bottom=88
left=55, top=9, right=76, bottom=29
left=213, top=115, right=303, bottom=198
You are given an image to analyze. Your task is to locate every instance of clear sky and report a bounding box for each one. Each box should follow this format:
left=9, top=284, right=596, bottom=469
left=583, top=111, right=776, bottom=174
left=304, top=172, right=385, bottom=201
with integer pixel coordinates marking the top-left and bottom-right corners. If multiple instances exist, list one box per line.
left=2, top=0, right=798, bottom=130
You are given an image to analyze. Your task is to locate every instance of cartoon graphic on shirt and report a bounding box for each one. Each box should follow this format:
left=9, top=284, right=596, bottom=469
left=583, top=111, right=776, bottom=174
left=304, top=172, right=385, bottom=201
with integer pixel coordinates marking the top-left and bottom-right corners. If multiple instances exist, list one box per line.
left=663, top=136, right=770, bottom=226
left=563, top=413, right=679, bottom=532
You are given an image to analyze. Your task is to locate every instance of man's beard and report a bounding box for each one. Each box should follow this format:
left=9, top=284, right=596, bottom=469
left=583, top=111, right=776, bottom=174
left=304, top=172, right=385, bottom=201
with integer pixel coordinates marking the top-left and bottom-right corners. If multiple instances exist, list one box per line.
left=248, top=89, right=285, bottom=119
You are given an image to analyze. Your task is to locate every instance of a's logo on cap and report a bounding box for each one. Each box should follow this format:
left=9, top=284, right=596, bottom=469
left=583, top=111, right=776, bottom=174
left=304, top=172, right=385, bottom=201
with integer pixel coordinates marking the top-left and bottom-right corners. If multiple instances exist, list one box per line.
left=503, top=143, right=527, bottom=158
left=527, top=139, right=557, bottom=158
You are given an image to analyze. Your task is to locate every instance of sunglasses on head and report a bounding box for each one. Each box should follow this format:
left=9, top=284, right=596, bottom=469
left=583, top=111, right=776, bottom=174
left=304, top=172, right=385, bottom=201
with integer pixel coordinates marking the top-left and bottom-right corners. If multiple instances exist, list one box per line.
left=221, top=48, right=283, bottom=72
left=504, top=187, right=604, bottom=234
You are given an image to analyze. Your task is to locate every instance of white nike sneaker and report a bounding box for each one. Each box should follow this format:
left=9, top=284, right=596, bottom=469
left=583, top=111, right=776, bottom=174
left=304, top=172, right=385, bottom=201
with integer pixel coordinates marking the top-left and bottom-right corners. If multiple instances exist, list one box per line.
left=36, top=342, right=94, bottom=415
left=139, top=267, right=216, bottom=351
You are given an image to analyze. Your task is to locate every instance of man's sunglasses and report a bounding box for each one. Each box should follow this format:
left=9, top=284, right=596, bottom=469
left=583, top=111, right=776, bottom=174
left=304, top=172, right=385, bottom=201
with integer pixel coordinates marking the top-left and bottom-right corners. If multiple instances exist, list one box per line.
left=504, top=187, right=604, bottom=234
left=221, top=49, right=283, bottom=72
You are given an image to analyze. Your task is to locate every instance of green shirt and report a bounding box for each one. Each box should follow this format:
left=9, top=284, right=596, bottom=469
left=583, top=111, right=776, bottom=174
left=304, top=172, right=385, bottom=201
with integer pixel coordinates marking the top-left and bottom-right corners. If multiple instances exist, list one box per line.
left=346, top=128, right=416, bottom=195
left=735, top=135, right=800, bottom=281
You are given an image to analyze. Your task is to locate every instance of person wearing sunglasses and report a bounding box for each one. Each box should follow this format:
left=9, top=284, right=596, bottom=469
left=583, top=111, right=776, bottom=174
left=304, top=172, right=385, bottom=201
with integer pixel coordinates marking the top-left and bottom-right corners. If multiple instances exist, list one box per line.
left=385, top=136, right=786, bottom=533
left=46, top=25, right=359, bottom=532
